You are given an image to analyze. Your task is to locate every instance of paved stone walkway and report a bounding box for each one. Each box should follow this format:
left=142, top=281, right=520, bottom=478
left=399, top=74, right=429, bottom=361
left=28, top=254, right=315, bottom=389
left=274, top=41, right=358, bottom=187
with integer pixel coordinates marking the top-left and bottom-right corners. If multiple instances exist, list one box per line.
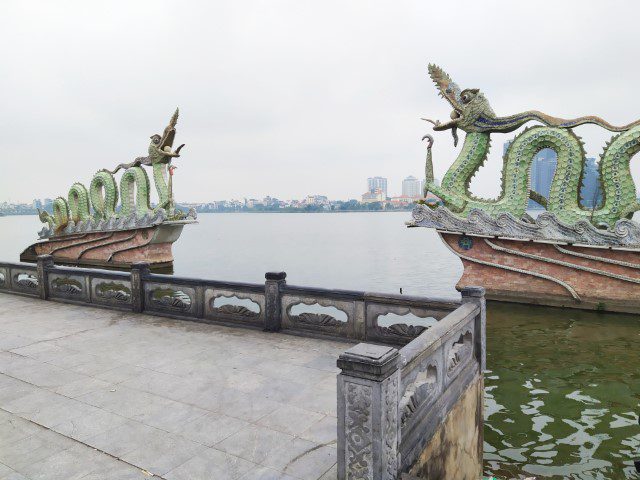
left=0, top=293, right=350, bottom=479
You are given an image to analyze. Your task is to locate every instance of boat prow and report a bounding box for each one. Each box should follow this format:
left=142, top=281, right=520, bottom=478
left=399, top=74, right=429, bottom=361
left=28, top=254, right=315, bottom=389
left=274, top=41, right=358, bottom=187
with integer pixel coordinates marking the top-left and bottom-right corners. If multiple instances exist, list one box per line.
left=20, top=216, right=197, bottom=270
left=411, top=205, right=640, bottom=313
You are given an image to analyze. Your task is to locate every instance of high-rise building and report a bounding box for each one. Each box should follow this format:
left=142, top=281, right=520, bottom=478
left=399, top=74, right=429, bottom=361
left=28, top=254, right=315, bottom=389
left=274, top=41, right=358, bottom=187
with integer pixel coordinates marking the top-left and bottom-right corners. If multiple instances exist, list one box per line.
left=367, top=177, right=388, bottom=198
left=528, top=148, right=557, bottom=209
left=503, top=139, right=513, bottom=157
left=402, top=176, right=422, bottom=198
left=580, top=157, right=603, bottom=209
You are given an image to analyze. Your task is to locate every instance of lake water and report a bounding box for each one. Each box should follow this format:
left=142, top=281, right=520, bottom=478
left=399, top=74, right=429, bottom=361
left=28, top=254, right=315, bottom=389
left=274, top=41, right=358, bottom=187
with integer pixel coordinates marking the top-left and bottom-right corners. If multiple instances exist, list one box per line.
left=1, top=212, right=638, bottom=479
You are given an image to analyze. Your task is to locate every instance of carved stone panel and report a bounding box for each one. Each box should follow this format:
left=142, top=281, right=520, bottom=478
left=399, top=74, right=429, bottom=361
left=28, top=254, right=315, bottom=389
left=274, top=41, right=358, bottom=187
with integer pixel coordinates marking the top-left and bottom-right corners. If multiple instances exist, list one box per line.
left=48, top=273, right=87, bottom=301
left=382, top=373, right=399, bottom=479
left=367, top=303, right=442, bottom=344
left=204, top=288, right=265, bottom=325
left=282, top=294, right=354, bottom=336
left=445, top=329, right=473, bottom=382
left=289, top=302, right=348, bottom=327
left=344, top=382, right=373, bottom=479
left=93, top=280, right=132, bottom=305
left=145, top=282, right=195, bottom=315
left=11, top=270, right=38, bottom=294
left=0, top=267, right=7, bottom=289
left=399, top=363, right=440, bottom=430
left=213, top=295, right=260, bottom=316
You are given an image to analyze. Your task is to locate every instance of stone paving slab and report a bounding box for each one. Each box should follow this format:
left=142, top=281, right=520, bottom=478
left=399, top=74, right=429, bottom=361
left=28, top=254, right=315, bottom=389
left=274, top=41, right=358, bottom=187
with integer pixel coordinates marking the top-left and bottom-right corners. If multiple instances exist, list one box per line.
left=0, top=293, right=349, bottom=479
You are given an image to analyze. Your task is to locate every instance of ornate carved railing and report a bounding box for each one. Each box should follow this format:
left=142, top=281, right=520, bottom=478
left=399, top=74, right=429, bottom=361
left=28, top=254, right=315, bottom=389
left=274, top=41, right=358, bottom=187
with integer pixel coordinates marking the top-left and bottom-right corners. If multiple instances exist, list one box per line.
left=336, top=287, right=485, bottom=479
left=281, top=285, right=459, bottom=344
left=0, top=255, right=486, bottom=479
left=0, top=256, right=466, bottom=346
left=0, top=262, right=39, bottom=297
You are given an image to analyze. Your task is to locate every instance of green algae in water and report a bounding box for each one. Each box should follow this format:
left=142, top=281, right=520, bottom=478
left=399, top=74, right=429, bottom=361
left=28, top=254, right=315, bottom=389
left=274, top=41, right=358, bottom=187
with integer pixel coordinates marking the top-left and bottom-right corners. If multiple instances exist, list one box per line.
left=484, top=302, right=640, bottom=479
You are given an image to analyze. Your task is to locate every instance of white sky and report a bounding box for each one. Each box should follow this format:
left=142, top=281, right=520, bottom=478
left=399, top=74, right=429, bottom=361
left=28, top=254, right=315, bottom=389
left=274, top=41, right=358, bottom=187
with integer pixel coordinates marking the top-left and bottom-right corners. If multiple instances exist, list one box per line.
left=2, top=0, right=640, bottom=203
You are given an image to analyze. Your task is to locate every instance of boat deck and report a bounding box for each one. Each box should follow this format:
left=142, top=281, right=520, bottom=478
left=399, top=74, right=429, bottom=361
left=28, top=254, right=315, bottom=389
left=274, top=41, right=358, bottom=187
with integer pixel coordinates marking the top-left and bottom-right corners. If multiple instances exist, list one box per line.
left=0, top=293, right=347, bottom=479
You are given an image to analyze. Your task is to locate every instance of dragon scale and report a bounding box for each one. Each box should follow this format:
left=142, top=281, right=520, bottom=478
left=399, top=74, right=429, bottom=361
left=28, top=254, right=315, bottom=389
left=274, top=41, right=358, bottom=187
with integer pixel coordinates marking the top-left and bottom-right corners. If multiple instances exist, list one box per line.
left=89, top=171, right=118, bottom=220
left=427, top=127, right=592, bottom=221
left=422, top=65, right=640, bottom=228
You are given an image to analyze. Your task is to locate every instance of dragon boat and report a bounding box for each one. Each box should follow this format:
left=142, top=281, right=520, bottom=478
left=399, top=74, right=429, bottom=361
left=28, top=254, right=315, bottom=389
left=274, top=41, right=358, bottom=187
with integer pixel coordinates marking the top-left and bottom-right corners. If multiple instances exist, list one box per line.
left=410, top=65, right=640, bottom=313
left=20, top=110, right=196, bottom=270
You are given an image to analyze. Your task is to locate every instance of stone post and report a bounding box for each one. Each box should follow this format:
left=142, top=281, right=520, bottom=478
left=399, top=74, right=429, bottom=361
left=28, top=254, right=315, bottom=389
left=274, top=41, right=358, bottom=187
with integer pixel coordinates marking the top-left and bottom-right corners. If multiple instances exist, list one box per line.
left=131, top=262, right=150, bottom=313
left=337, top=343, right=400, bottom=480
left=264, top=272, right=286, bottom=332
left=36, top=254, right=54, bottom=300
left=461, top=286, right=486, bottom=372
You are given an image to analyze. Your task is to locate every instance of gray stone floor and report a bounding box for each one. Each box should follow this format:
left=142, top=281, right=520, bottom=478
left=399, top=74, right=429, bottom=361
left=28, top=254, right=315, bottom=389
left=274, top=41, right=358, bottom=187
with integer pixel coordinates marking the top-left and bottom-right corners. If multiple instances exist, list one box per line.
left=0, top=293, right=351, bottom=479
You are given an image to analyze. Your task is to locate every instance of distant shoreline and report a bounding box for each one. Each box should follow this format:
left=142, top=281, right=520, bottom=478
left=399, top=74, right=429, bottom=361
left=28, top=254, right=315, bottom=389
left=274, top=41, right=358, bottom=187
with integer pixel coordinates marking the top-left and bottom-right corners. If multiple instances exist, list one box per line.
left=0, top=209, right=415, bottom=218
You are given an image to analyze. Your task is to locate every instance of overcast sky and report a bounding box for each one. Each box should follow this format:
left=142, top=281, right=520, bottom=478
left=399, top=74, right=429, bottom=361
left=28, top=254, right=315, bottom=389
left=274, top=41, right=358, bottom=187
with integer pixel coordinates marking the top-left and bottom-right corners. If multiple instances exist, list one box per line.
left=2, top=0, right=640, bottom=204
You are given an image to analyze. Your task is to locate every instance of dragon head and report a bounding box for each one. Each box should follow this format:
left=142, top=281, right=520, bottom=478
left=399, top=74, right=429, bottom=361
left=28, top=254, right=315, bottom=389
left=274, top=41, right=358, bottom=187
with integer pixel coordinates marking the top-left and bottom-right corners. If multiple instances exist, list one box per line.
left=148, top=109, right=185, bottom=162
left=424, top=64, right=496, bottom=145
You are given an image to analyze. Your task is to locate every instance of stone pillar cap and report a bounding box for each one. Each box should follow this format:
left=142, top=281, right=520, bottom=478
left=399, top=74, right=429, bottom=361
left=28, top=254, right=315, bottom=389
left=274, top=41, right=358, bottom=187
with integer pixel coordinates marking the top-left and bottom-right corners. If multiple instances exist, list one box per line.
left=460, top=286, right=485, bottom=297
left=338, top=343, right=399, bottom=380
left=265, top=272, right=286, bottom=281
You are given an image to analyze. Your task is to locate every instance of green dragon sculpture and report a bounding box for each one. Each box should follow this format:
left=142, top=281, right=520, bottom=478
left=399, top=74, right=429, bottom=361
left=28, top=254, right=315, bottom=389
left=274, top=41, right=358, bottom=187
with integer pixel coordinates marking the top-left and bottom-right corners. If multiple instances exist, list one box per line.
left=39, top=109, right=186, bottom=234
left=422, top=65, right=640, bottom=228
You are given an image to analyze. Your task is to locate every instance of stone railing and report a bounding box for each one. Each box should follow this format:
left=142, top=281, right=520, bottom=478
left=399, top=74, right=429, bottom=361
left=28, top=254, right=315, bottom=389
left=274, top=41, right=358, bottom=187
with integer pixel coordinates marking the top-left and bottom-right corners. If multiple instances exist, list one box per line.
left=0, top=255, right=486, bottom=479
left=0, top=256, right=463, bottom=345
left=336, top=287, right=485, bottom=480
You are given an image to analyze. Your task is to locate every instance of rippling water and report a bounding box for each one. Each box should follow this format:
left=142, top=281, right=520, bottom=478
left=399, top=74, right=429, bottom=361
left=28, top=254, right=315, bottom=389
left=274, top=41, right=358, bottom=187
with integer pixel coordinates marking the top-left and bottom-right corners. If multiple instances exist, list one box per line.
left=485, top=303, right=640, bottom=479
left=1, top=212, right=638, bottom=478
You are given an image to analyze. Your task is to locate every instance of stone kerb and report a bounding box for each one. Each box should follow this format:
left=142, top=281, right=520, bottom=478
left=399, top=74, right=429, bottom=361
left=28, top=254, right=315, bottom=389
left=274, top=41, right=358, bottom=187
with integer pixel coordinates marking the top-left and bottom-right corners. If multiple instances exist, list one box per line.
left=337, top=343, right=400, bottom=480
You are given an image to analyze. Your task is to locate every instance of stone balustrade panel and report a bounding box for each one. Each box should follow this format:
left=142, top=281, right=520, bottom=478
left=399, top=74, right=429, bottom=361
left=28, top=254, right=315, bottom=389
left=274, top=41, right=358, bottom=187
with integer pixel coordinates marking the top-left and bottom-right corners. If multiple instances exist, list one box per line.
left=48, top=271, right=90, bottom=302
left=281, top=292, right=357, bottom=337
left=397, top=304, right=480, bottom=473
left=0, top=265, right=10, bottom=291
left=143, top=281, right=198, bottom=317
left=91, top=275, right=134, bottom=308
left=204, top=287, right=265, bottom=326
left=365, top=301, right=454, bottom=345
left=0, top=263, right=39, bottom=296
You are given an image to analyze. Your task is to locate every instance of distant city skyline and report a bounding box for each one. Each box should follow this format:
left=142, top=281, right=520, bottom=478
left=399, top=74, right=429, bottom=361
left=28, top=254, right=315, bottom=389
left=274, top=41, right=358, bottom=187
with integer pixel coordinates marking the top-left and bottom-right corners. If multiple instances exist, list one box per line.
left=1, top=172, right=435, bottom=216
left=503, top=140, right=603, bottom=210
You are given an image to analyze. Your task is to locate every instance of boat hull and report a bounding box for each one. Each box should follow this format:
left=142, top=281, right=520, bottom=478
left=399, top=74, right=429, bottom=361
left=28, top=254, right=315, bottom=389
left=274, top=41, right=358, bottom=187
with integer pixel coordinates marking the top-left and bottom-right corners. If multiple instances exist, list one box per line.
left=439, top=231, right=640, bottom=313
left=20, top=222, right=189, bottom=270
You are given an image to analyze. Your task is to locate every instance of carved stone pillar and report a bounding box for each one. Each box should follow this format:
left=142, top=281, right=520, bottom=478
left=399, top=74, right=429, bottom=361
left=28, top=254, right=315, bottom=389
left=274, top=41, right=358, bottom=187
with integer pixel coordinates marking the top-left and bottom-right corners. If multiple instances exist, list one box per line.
left=131, top=262, right=150, bottom=313
left=337, top=343, right=400, bottom=480
left=264, top=272, right=286, bottom=332
left=460, top=286, right=486, bottom=371
left=36, top=254, right=54, bottom=300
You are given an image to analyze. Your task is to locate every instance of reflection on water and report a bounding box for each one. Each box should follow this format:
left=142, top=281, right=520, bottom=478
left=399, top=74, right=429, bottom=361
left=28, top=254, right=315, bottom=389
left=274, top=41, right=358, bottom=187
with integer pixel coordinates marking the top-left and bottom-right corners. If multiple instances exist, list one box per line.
left=0, top=213, right=638, bottom=478
left=485, top=302, right=640, bottom=479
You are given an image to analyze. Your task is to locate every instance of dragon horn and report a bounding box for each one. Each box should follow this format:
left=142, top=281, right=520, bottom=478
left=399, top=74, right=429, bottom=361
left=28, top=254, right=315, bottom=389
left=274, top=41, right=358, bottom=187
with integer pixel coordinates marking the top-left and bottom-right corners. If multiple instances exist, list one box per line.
left=428, top=64, right=451, bottom=89
left=169, top=108, right=179, bottom=128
